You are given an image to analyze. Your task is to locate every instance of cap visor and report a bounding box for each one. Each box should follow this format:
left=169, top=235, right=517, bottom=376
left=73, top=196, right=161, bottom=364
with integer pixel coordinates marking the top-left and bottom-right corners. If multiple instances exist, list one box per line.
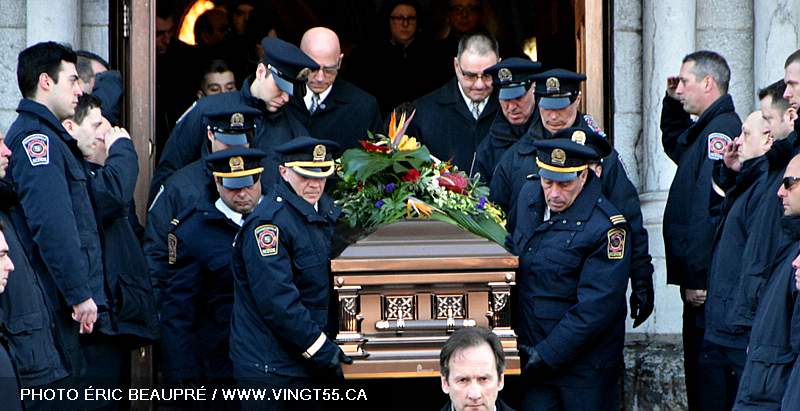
left=272, top=71, right=295, bottom=96
left=538, top=168, right=577, bottom=182
left=292, top=166, right=335, bottom=179
left=539, top=96, right=571, bottom=110
left=221, top=175, right=256, bottom=189
left=499, top=85, right=526, bottom=100
left=214, top=132, right=249, bottom=146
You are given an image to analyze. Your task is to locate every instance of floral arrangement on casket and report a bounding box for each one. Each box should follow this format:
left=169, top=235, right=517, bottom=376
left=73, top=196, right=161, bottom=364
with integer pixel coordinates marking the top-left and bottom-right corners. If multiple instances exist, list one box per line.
left=333, top=109, right=508, bottom=245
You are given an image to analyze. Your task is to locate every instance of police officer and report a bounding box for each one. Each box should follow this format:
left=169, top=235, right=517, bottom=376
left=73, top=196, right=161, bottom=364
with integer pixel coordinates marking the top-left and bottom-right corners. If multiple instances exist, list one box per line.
left=474, top=57, right=541, bottom=185
left=0, top=129, right=67, bottom=410
left=230, top=137, right=350, bottom=411
left=150, top=37, right=320, bottom=198
left=509, top=129, right=630, bottom=411
left=491, top=68, right=655, bottom=329
left=145, top=105, right=258, bottom=311
left=405, top=31, right=500, bottom=174
left=660, top=51, right=741, bottom=409
left=5, top=42, right=106, bottom=394
left=733, top=153, right=800, bottom=411
left=161, top=148, right=265, bottom=400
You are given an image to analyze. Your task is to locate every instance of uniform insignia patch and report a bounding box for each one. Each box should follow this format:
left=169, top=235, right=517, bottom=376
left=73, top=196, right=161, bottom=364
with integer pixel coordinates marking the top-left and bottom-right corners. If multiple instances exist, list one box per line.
left=551, top=148, right=566, bottom=165
left=607, top=228, right=626, bottom=260
left=707, top=133, right=731, bottom=160
left=255, top=224, right=279, bottom=257
left=583, top=114, right=607, bottom=138
left=168, top=233, right=177, bottom=265
left=22, top=134, right=49, bottom=166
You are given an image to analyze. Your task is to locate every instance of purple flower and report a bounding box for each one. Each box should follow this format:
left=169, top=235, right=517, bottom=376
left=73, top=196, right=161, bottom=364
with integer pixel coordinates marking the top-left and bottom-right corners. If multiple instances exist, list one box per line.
left=477, top=196, right=486, bottom=210
left=375, top=199, right=385, bottom=208
left=385, top=183, right=396, bottom=193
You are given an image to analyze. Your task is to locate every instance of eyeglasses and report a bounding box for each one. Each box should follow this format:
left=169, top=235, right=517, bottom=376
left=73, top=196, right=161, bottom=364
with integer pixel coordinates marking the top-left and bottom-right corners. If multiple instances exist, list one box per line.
left=390, top=15, right=417, bottom=24
left=457, top=63, right=492, bottom=84
left=783, top=176, right=800, bottom=190
left=449, top=5, right=481, bottom=15
left=309, top=62, right=341, bottom=78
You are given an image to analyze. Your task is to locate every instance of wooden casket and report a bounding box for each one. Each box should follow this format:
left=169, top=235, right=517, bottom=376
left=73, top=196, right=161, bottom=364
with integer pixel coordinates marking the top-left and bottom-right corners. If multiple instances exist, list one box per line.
left=332, top=220, right=519, bottom=379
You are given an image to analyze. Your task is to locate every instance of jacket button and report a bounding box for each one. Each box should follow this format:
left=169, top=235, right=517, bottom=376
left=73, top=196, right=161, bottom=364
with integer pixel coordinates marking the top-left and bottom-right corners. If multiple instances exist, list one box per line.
left=562, top=220, right=567, bottom=224
left=276, top=196, right=283, bottom=202
left=576, top=221, right=581, bottom=226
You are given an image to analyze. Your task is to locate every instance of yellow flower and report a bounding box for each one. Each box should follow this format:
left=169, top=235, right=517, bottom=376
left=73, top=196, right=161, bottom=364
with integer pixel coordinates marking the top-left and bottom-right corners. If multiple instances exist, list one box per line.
left=397, top=134, right=420, bottom=151
left=406, top=197, right=433, bottom=217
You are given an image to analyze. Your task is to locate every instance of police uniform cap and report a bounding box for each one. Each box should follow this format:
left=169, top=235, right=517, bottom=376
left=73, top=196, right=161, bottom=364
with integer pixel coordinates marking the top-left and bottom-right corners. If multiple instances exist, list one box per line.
left=275, top=136, right=340, bottom=179
left=575, top=127, right=612, bottom=158
left=203, top=105, right=260, bottom=146
left=261, top=37, right=320, bottom=97
left=531, top=69, right=586, bottom=110
left=484, top=58, right=542, bottom=100
left=533, top=128, right=600, bottom=182
left=206, top=147, right=267, bottom=189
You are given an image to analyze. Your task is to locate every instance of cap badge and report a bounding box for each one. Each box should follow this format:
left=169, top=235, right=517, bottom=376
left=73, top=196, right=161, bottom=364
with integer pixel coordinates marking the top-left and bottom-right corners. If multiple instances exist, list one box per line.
left=313, top=144, right=326, bottom=161
left=551, top=148, right=566, bottom=166
left=229, top=156, right=244, bottom=172
left=571, top=130, right=586, bottom=145
left=546, top=77, right=560, bottom=93
left=498, top=68, right=512, bottom=82
left=230, top=113, right=244, bottom=128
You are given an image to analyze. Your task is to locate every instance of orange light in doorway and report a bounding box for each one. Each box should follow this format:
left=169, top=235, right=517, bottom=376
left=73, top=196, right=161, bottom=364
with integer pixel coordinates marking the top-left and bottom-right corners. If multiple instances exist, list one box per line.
left=523, top=37, right=538, bottom=62
left=178, top=0, right=216, bottom=45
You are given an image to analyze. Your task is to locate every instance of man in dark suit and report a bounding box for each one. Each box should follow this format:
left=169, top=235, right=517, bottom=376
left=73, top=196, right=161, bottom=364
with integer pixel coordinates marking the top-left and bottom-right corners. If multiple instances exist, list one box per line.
left=286, top=27, right=383, bottom=150
left=406, top=31, right=500, bottom=175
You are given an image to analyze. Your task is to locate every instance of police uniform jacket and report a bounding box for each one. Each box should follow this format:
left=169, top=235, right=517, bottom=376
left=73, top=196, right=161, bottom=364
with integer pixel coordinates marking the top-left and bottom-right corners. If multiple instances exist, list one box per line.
left=5, top=99, right=106, bottom=313
left=705, top=155, right=770, bottom=349
left=495, top=113, right=653, bottom=287
left=0, top=179, right=68, bottom=387
left=160, top=200, right=241, bottom=382
left=286, top=79, right=383, bottom=150
left=733, top=234, right=799, bottom=410
left=406, top=77, right=499, bottom=174
left=783, top=293, right=800, bottom=410
left=474, top=109, right=538, bottom=185
left=230, top=182, right=340, bottom=377
left=87, top=139, right=158, bottom=342
left=144, top=160, right=215, bottom=312
left=509, top=175, right=630, bottom=384
left=661, top=94, right=741, bottom=288
left=150, top=77, right=308, bottom=198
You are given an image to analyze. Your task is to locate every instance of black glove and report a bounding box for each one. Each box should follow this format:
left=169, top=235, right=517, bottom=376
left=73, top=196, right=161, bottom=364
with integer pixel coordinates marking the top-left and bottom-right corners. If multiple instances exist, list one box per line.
left=519, top=344, right=546, bottom=372
left=630, top=278, right=655, bottom=328
left=310, top=339, right=353, bottom=378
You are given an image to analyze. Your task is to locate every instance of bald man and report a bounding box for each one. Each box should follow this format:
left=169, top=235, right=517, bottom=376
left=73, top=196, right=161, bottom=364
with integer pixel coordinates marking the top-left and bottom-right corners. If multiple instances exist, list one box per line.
left=286, top=27, right=383, bottom=149
left=702, top=111, right=773, bottom=409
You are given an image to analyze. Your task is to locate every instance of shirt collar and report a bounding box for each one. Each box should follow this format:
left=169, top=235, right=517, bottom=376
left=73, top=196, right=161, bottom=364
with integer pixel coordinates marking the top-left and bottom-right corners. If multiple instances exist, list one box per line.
left=215, top=195, right=263, bottom=226
left=304, top=84, right=333, bottom=111
left=456, top=82, right=488, bottom=117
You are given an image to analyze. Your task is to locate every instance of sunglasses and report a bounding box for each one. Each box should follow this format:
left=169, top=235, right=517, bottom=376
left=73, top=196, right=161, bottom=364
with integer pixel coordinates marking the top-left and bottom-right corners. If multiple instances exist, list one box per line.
left=783, top=176, right=800, bottom=190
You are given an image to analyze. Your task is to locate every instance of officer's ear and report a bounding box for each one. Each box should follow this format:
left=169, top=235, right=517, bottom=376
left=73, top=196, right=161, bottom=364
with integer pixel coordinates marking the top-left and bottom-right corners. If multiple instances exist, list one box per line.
left=38, top=72, right=52, bottom=92
left=256, top=63, right=268, bottom=81
left=207, top=130, right=214, bottom=142
left=574, top=91, right=582, bottom=107
left=440, top=375, right=450, bottom=395
left=62, top=119, right=77, bottom=133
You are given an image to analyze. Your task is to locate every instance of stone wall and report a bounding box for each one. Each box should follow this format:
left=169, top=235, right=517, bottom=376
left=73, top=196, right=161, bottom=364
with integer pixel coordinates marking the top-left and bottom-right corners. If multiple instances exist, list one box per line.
left=0, top=0, right=109, bottom=134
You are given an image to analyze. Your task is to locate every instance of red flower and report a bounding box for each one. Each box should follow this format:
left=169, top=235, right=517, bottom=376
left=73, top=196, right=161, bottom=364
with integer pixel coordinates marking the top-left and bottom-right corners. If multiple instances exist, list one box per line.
left=439, top=173, right=469, bottom=194
left=358, top=140, right=392, bottom=153
left=402, top=168, right=421, bottom=182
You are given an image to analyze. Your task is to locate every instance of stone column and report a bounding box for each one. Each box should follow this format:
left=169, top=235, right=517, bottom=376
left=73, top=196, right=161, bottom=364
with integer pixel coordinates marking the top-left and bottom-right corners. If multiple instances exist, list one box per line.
left=639, top=0, right=696, bottom=335
left=754, top=0, right=800, bottom=100
left=696, top=0, right=754, bottom=118
left=26, top=0, right=80, bottom=48
left=612, top=0, right=642, bottom=191
left=0, top=1, right=27, bottom=132
left=81, top=0, right=109, bottom=60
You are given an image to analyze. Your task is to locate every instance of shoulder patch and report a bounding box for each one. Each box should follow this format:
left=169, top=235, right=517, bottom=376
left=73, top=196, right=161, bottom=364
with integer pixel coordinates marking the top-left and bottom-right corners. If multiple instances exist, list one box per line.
left=254, top=224, right=279, bottom=257
left=583, top=114, right=607, bottom=138
left=707, top=133, right=731, bottom=160
left=607, top=227, right=626, bottom=260
left=22, top=134, right=49, bottom=166
left=168, top=233, right=177, bottom=264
